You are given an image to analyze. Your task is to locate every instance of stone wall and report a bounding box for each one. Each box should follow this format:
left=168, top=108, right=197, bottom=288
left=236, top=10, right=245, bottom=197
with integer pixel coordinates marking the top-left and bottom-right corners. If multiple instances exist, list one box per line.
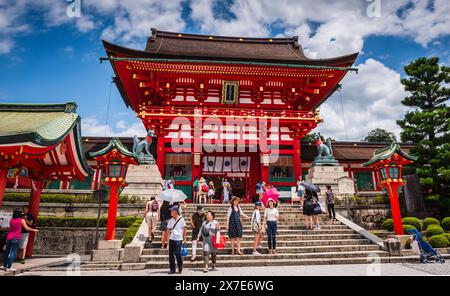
left=33, top=227, right=127, bottom=255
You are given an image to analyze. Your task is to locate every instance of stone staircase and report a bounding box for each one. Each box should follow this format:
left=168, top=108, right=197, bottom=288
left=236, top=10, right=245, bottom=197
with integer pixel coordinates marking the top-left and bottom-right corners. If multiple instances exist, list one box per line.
left=125, top=203, right=392, bottom=270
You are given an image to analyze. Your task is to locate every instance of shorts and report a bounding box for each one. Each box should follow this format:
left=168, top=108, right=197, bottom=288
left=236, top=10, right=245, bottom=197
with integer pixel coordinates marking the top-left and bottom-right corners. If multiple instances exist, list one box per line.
left=19, top=233, right=29, bottom=249
left=194, top=186, right=199, bottom=193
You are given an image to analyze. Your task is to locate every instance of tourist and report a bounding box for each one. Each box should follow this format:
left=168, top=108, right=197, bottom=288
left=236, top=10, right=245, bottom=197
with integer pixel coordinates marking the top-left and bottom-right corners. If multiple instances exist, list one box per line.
left=261, top=181, right=266, bottom=199
left=303, top=189, right=315, bottom=230
left=2, top=208, right=38, bottom=272
left=264, top=199, right=279, bottom=255
left=297, top=177, right=305, bottom=208
left=196, top=211, right=220, bottom=273
left=312, top=191, right=322, bottom=230
left=198, top=177, right=208, bottom=204
left=167, top=205, right=186, bottom=274
left=251, top=201, right=263, bottom=255
left=168, top=176, right=175, bottom=189
left=159, top=200, right=171, bottom=249
left=226, top=196, right=249, bottom=255
left=325, top=185, right=336, bottom=224
left=193, top=176, right=199, bottom=203
left=145, top=197, right=159, bottom=242
left=207, top=181, right=215, bottom=204
left=255, top=181, right=262, bottom=202
left=16, top=205, right=35, bottom=264
left=190, top=205, right=206, bottom=262
left=222, top=178, right=231, bottom=204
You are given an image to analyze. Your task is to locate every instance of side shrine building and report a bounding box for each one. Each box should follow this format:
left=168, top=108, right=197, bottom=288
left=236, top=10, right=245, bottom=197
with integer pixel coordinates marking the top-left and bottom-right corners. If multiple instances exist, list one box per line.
left=100, top=28, right=359, bottom=201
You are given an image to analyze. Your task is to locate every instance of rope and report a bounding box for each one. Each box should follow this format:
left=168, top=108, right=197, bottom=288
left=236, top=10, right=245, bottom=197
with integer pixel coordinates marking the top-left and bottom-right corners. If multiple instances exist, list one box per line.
left=100, top=57, right=358, bottom=72
left=104, top=78, right=113, bottom=137
left=338, top=86, right=349, bottom=141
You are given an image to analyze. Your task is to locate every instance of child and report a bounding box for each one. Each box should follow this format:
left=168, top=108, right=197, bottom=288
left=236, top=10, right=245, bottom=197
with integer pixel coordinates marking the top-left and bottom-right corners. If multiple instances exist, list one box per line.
left=251, top=201, right=263, bottom=255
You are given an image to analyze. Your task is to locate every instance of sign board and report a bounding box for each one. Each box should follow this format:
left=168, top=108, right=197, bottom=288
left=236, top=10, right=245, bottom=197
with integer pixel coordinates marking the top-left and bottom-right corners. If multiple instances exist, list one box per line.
left=336, top=176, right=356, bottom=195
left=0, top=212, right=13, bottom=228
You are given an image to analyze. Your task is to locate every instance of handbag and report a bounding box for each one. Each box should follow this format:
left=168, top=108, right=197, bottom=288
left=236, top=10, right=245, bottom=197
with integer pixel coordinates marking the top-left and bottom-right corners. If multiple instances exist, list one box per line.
left=201, top=184, right=209, bottom=192
left=212, top=231, right=226, bottom=249
left=251, top=211, right=260, bottom=232
left=182, top=244, right=188, bottom=257
left=313, top=202, right=322, bottom=215
left=319, top=202, right=327, bottom=214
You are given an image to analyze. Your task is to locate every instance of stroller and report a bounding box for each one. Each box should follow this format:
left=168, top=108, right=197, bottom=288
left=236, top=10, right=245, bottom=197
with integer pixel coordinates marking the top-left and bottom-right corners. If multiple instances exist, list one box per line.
left=407, top=229, right=446, bottom=263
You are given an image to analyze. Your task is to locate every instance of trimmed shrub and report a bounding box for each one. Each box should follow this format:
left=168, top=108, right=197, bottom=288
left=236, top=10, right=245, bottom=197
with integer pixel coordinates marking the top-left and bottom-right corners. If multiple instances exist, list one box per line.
left=441, top=217, right=450, bottom=231
left=422, top=217, right=440, bottom=230
left=428, top=235, right=449, bottom=248
left=405, top=237, right=412, bottom=249
left=424, top=225, right=445, bottom=238
left=403, top=224, right=416, bottom=233
left=382, top=219, right=393, bottom=231
left=442, top=233, right=450, bottom=242
left=401, top=217, right=422, bottom=231
left=374, top=195, right=389, bottom=204
left=38, top=216, right=141, bottom=228
left=121, top=219, right=143, bottom=247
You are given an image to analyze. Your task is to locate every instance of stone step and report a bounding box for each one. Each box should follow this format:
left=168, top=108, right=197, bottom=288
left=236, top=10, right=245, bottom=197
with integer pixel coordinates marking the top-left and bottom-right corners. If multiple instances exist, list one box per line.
left=144, top=238, right=371, bottom=250
left=141, top=248, right=385, bottom=263
left=141, top=244, right=381, bottom=258
left=140, top=251, right=390, bottom=269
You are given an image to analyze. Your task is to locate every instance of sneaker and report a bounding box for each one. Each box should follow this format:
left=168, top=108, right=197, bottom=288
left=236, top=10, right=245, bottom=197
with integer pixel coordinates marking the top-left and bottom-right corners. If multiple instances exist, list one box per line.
left=6, top=268, right=15, bottom=272
left=253, top=251, right=261, bottom=255
left=211, top=265, right=217, bottom=271
left=168, top=270, right=176, bottom=274
left=190, top=256, right=196, bottom=262
left=203, top=268, right=208, bottom=273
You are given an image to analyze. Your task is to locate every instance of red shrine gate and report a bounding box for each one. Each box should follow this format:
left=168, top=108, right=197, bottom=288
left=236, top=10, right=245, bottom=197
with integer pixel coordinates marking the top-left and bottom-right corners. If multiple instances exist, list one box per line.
left=103, top=28, right=358, bottom=201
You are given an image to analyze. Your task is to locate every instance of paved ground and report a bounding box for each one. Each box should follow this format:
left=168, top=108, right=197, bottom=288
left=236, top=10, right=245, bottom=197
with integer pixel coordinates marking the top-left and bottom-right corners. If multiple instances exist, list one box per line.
left=16, top=262, right=450, bottom=276
left=0, top=256, right=67, bottom=276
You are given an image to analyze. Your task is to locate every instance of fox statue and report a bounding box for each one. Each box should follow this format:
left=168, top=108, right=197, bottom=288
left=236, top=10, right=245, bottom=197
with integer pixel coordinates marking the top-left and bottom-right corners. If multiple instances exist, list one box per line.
left=315, top=134, right=333, bottom=158
left=133, top=129, right=156, bottom=164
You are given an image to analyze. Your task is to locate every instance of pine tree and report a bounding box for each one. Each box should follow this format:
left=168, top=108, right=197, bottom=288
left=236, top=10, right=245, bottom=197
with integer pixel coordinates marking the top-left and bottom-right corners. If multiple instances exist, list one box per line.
left=397, top=57, right=450, bottom=213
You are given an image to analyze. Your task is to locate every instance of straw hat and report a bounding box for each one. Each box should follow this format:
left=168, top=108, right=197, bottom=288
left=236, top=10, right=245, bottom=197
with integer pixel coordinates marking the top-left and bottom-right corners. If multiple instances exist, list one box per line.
left=230, top=196, right=240, bottom=204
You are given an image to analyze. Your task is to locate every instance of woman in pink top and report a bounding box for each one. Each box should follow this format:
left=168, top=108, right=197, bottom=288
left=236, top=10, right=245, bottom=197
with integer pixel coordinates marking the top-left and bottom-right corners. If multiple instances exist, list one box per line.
left=2, top=208, right=38, bottom=272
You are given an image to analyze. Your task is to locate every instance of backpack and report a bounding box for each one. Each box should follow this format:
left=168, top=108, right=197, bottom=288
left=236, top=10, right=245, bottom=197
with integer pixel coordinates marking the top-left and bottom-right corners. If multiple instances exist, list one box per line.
left=151, top=200, right=159, bottom=212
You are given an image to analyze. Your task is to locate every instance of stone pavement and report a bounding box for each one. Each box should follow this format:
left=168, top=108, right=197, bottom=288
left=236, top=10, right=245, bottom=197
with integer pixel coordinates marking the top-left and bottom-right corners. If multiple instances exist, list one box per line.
left=0, top=256, right=67, bottom=276
left=17, top=262, right=450, bottom=276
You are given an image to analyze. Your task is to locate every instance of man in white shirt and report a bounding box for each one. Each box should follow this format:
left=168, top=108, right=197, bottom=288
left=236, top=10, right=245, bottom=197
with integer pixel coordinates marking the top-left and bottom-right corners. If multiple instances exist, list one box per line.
left=167, top=205, right=187, bottom=274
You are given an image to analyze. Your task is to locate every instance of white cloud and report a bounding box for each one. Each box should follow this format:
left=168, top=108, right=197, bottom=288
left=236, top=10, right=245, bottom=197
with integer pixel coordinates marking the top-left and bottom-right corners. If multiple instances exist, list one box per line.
left=316, top=58, right=408, bottom=141
left=81, top=117, right=147, bottom=137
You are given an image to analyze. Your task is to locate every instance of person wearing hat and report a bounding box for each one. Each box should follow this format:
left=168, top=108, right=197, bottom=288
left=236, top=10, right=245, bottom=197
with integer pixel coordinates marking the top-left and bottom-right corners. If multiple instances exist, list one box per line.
left=251, top=201, right=264, bottom=255
left=226, top=196, right=250, bottom=255
left=263, top=198, right=279, bottom=255
left=167, top=205, right=186, bottom=274
left=190, top=205, right=206, bottom=262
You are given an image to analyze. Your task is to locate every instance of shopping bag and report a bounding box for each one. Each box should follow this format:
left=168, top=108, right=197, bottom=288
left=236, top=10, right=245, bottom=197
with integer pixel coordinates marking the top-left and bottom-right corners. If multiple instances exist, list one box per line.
left=212, top=231, right=226, bottom=249
left=182, top=244, right=188, bottom=257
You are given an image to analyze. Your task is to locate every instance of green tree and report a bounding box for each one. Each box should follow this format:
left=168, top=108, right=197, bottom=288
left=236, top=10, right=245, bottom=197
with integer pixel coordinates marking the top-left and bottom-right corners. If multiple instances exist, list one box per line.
left=397, top=57, right=450, bottom=213
left=364, top=128, right=397, bottom=142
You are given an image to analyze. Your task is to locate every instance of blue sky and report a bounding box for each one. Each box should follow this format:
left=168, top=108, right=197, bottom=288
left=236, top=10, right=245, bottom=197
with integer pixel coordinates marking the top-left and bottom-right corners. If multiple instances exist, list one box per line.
left=0, top=0, right=449, bottom=140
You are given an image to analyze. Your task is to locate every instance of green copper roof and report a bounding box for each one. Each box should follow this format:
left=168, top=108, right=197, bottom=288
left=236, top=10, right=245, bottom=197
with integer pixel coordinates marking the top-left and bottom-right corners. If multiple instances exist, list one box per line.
left=363, top=143, right=418, bottom=167
left=89, top=137, right=137, bottom=159
left=0, top=102, right=79, bottom=146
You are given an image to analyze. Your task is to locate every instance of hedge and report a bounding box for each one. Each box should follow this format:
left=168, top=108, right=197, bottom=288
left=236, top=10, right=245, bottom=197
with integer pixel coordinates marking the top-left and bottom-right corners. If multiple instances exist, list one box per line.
left=442, top=233, right=450, bottom=243
left=428, top=235, right=449, bottom=248
left=403, top=224, right=416, bottom=233
left=442, top=217, right=450, bottom=231
left=382, top=219, right=393, bottom=231
left=401, top=217, right=422, bottom=231
left=3, top=193, right=144, bottom=204
left=424, top=225, right=445, bottom=238
left=422, top=217, right=440, bottom=230
left=121, top=219, right=143, bottom=247
left=38, top=216, right=141, bottom=228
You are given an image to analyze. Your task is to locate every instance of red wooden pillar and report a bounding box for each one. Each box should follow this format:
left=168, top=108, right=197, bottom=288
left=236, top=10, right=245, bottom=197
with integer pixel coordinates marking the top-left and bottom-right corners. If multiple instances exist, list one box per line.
left=26, top=180, right=43, bottom=258
left=156, top=137, right=165, bottom=178
left=0, top=168, right=8, bottom=208
left=386, top=182, right=404, bottom=235
left=293, top=139, right=301, bottom=181
left=106, top=183, right=119, bottom=240
left=260, top=154, right=269, bottom=183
